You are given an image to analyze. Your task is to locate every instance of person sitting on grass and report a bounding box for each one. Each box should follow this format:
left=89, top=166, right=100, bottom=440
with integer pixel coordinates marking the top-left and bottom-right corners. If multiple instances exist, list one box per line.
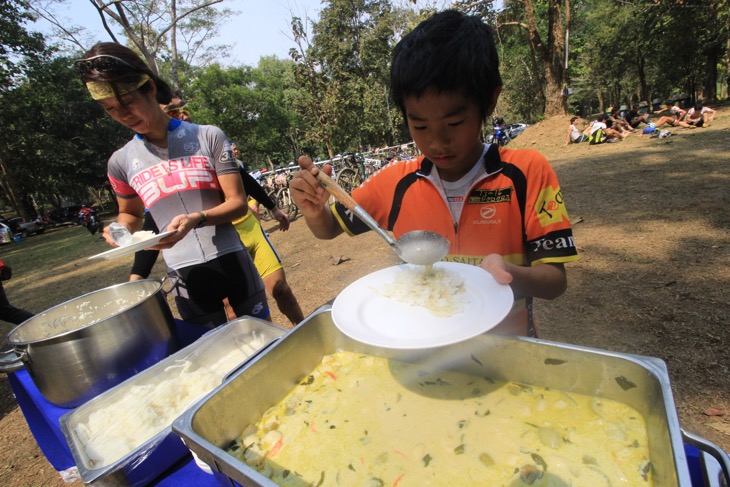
left=625, top=104, right=651, bottom=129
left=566, top=116, right=588, bottom=145
left=685, top=103, right=705, bottom=127
left=653, top=101, right=692, bottom=129
left=608, top=106, right=635, bottom=134
left=685, top=102, right=716, bottom=127
left=589, top=114, right=627, bottom=143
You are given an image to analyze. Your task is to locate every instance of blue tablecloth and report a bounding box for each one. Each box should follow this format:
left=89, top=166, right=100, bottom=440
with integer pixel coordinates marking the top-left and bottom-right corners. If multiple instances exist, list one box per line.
left=7, top=319, right=219, bottom=486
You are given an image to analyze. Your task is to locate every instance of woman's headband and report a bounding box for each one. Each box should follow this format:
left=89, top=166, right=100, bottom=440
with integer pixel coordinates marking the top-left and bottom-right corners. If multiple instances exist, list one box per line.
left=85, top=74, right=151, bottom=101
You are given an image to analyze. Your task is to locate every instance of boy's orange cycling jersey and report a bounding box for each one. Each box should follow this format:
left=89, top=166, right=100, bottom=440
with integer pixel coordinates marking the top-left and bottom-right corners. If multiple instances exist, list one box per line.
left=331, top=144, right=579, bottom=336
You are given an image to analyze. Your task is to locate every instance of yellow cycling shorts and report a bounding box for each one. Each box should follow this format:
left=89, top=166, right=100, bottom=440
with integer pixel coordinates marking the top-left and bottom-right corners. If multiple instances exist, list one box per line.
left=233, top=213, right=282, bottom=280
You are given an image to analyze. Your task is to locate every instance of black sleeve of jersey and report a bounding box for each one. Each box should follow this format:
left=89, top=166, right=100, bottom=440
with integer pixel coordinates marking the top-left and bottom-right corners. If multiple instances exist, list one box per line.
left=240, top=168, right=275, bottom=210
left=525, top=228, right=578, bottom=264
left=130, top=212, right=160, bottom=278
left=332, top=201, right=372, bottom=236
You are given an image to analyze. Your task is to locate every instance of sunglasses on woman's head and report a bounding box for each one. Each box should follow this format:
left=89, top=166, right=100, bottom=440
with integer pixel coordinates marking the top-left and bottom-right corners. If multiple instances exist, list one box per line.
left=75, top=55, right=137, bottom=75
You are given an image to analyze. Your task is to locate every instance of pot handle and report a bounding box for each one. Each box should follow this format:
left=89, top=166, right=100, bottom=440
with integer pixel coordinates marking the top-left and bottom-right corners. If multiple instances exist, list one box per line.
left=0, top=348, right=26, bottom=373
left=682, top=429, right=730, bottom=485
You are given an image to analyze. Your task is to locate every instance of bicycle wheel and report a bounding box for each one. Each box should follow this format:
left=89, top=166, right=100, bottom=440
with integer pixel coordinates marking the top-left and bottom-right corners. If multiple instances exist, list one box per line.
left=336, top=167, right=363, bottom=194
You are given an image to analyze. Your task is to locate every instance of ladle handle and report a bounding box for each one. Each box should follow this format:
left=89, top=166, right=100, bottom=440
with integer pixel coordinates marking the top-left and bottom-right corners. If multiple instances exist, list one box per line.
left=316, top=170, right=398, bottom=248
left=316, top=170, right=359, bottom=212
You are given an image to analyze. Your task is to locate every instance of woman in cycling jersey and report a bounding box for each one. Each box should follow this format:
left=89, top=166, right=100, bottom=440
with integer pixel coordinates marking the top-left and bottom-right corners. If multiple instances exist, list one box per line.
left=77, top=42, right=269, bottom=327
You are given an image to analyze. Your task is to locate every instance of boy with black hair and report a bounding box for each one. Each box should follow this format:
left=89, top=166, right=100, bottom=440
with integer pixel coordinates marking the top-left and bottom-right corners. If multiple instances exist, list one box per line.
left=291, top=10, right=578, bottom=337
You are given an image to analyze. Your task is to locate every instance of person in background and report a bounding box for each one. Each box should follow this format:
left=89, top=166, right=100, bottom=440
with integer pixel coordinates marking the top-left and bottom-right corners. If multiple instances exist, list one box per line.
left=652, top=101, right=693, bottom=129
left=590, top=114, right=626, bottom=142
left=685, top=102, right=716, bottom=127
left=77, top=204, right=101, bottom=235
left=625, top=104, right=651, bottom=129
left=78, top=42, right=268, bottom=327
left=697, top=103, right=716, bottom=125
left=607, top=106, right=635, bottom=134
left=684, top=103, right=705, bottom=127
left=162, top=96, right=192, bottom=122
left=653, top=101, right=692, bottom=128
left=0, top=260, right=33, bottom=325
left=291, top=10, right=579, bottom=337
left=566, top=116, right=588, bottom=145
left=129, top=208, right=160, bottom=281
left=231, top=143, right=304, bottom=325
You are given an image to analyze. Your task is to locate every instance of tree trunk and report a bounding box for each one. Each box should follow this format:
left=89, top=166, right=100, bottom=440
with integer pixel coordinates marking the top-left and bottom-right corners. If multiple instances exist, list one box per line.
left=0, top=156, right=27, bottom=219
left=522, top=0, right=568, bottom=117
left=170, top=0, right=180, bottom=92
left=637, top=51, right=649, bottom=103
left=597, top=90, right=604, bottom=115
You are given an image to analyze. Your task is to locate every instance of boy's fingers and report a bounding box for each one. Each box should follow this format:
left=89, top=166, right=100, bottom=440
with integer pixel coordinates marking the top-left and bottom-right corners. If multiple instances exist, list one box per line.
left=297, top=155, right=313, bottom=169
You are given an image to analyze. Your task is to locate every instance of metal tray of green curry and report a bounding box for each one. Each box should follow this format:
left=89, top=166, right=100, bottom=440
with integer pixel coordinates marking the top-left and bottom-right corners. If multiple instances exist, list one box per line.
left=173, top=306, right=695, bottom=486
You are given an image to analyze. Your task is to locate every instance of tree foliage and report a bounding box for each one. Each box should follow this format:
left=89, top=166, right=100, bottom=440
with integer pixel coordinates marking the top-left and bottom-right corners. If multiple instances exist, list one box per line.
left=457, top=0, right=729, bottom=120
left=289, top=0, right=416, bottom=158
left=0, top=0, right=45, bottom=90
left=187, top=57, right=305, bottom=170
left=0, top=52, right=129, bottom=216
left=3, top=0, right=730, bottom=217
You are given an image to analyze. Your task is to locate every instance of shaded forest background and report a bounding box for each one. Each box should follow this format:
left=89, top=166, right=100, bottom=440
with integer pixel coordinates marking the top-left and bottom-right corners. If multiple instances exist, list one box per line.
left=1, top=0, right=728, bottom=219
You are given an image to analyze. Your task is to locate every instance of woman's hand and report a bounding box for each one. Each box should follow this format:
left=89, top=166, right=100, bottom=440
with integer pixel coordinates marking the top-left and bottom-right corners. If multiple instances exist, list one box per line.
left=271, top=207, right=290, bottom=232
left=149, top=213, right=200, bottom=249
left=100, top=224, right=118, bottom=247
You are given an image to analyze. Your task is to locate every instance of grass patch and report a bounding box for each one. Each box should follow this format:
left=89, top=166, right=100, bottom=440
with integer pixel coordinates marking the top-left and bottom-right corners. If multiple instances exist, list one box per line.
left=0, top=223, right=169, bottom=337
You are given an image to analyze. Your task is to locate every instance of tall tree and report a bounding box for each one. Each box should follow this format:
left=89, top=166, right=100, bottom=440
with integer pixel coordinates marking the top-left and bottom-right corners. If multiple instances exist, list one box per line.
left=33, top=0, right=234, bottom=92
left=0, top=0, right=47, bottom=218
left=188, top=58, right=305, bottom=168
left=290, top=0, right=413, bottom=157
left=458, top=0, right=569, bottom=117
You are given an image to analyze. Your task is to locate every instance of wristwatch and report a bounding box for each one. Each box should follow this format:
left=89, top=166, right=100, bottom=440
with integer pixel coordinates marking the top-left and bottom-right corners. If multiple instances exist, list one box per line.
left=195, top=211, right=207, bottom=228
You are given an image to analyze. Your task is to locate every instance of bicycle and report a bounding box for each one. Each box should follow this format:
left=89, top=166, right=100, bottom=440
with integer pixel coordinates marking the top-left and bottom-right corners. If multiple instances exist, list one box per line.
left=335, top=152, right=374, bottom=194
left=275, top=173, right=299, bottom=221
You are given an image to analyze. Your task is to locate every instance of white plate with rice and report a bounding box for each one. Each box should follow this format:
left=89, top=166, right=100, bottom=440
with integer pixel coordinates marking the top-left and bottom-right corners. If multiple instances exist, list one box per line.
left=332, top=261, right=514, bottom=349
left=88, top=230, right=176, bottom=260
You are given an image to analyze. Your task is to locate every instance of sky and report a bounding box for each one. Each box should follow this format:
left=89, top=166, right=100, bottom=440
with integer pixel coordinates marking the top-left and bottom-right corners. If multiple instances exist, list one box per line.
left=33, top=0, right=325, bottom=67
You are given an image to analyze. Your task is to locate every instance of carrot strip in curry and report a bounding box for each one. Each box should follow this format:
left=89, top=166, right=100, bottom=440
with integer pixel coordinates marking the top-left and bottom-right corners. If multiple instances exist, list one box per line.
left=266, top=438, right=284, bottom=458
left=392, top=473, right=405, bottom=487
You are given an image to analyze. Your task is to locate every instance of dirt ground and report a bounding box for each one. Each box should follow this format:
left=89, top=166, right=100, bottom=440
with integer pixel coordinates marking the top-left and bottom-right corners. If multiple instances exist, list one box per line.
left=1, top=107, right=728, bottom=485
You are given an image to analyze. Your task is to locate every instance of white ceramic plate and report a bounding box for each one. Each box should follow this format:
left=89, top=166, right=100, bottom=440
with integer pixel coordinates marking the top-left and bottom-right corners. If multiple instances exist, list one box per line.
left=88, top=230, right=176, bottom=260
left=332, top=262, right=514, bottom=349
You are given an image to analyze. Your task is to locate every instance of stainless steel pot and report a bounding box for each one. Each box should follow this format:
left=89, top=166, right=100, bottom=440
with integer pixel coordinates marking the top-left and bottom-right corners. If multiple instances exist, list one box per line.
left=1, top=279, right=178, bottom=408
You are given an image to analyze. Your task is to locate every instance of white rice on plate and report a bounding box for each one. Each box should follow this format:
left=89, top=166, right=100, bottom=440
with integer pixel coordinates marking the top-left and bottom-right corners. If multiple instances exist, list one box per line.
left=378, top=266, right=467, bottom=317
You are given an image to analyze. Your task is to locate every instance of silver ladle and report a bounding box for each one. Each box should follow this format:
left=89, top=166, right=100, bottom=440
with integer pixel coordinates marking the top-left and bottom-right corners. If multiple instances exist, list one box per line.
left=316, top=171, right=450, bottom=266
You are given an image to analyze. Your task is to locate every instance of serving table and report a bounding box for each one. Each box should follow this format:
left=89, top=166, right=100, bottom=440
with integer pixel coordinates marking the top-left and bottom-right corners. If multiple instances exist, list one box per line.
left=6, top=320, right=726, bottom=486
